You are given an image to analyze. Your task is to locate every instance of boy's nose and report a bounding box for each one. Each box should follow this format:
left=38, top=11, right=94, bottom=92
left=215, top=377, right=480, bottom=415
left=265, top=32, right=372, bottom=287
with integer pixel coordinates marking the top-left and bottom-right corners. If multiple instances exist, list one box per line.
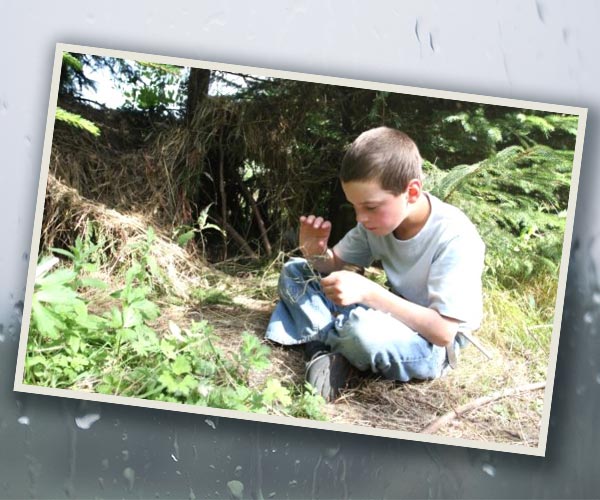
left=356, top=212, right=368, bottom=223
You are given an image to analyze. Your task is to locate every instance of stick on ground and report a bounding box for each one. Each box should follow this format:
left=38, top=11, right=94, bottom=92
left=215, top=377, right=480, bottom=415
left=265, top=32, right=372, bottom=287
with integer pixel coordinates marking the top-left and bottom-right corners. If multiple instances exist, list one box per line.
left=421, top=381, right=546, bottom=434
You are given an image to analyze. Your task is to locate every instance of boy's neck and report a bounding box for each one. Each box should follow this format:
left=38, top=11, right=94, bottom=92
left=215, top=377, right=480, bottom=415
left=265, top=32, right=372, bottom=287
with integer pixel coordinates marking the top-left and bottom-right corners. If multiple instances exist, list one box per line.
left=393, top=193, right=431, bottom=240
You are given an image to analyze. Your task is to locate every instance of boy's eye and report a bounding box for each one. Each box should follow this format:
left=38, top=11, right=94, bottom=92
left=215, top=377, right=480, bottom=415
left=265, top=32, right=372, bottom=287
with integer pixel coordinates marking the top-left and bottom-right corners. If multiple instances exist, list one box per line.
left=365, top=206, right=378, bottom=211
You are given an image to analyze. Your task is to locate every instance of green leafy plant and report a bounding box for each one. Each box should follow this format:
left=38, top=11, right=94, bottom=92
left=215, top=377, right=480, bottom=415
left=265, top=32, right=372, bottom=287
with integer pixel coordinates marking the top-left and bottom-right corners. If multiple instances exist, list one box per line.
left=121, top=61, right=185, bottom=114
left=27, top=259, right=110, bottom=388
left=125, top=227, right=167, bottom=293
left=191, top=288, right=233, bottom=306
left=27, top=234, right=325, bottom=420
left=173, top=203, right=226, bottom=250
left=51, top=221, right=106, bottom=278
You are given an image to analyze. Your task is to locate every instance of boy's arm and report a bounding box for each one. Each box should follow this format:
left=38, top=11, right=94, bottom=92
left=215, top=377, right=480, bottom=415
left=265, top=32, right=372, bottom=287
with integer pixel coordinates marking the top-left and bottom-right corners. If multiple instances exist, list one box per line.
left=362, top=284, right=460, bottom=346
left=299, top=215, right=347, bottom=274
left=321, top=271, right=460, bottom=346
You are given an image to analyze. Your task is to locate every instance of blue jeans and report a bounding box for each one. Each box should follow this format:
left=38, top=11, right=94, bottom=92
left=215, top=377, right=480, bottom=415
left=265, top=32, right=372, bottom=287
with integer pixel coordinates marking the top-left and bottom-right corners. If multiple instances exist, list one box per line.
left=265, top=258, right=458, bottom=382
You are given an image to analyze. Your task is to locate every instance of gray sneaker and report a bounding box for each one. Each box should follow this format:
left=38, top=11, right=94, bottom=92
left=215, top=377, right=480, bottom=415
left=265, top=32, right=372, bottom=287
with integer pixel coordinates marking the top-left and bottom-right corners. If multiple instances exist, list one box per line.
left=305, top=351, right=353, bottom=402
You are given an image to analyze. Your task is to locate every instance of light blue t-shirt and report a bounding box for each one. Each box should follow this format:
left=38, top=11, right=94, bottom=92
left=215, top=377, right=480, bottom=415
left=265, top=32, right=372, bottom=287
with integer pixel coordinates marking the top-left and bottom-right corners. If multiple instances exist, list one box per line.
left=333, top=193, right=485, bottom=331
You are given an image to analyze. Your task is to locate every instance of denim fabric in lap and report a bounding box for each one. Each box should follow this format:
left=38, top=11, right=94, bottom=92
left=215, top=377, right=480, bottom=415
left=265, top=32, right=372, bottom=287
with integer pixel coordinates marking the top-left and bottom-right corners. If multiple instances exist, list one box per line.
left=265, top=258, right=342, bottom=345
left=265, top=258, right=456, bottom=381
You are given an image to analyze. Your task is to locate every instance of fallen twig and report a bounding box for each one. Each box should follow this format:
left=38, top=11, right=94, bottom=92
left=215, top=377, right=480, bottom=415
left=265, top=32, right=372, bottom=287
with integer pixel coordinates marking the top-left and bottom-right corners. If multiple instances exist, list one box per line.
left=459, top=330, right=493, bottom=360
left=421, top=381, right=546, bottom=434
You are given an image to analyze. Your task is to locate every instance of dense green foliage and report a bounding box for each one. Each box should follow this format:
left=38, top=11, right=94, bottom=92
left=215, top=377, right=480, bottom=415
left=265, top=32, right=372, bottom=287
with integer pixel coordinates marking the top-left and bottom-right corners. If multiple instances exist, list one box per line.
left=26, top=228, right=326, bottom=419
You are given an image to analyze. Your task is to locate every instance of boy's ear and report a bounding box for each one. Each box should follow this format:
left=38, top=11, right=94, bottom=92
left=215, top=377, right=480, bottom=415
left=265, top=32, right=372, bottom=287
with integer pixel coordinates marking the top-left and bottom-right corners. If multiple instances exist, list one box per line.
left=406, top=178, right=422, bottom=202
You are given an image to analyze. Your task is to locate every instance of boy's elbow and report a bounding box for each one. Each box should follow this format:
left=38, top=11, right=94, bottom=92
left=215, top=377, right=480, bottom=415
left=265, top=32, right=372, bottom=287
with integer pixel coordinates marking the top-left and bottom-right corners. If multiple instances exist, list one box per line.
left=431, top=333, right=454, bottom=347
left=431, top=316, right=460, bottom=346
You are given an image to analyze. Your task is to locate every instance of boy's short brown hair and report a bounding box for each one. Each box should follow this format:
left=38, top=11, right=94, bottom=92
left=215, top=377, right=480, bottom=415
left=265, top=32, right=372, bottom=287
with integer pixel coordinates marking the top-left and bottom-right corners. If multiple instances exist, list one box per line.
left=340, top=127, right=423, bottom=195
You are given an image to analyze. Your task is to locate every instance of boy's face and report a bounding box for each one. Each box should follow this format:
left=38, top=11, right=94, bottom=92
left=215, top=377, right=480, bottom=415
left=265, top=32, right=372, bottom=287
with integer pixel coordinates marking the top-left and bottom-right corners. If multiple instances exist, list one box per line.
left=341, top=179, right=411, bottom=236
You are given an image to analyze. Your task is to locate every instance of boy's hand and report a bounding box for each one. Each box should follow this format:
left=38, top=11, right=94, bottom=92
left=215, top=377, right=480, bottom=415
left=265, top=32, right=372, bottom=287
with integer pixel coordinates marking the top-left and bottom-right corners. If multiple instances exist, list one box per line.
left=299, top=215, right=331, bottom=257
left=321, top=271, right=378, bottom=306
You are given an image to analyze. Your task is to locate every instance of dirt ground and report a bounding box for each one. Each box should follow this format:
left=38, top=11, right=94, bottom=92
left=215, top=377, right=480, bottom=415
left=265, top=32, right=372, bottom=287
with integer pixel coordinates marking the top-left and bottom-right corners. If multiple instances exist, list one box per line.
left=191, top=285, right=545, bottom=449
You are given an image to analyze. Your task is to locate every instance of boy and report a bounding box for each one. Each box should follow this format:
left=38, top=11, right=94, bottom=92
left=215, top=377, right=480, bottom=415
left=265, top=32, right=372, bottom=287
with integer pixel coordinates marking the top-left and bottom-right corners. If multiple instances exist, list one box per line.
left=265, top=127, right=485, bottom=401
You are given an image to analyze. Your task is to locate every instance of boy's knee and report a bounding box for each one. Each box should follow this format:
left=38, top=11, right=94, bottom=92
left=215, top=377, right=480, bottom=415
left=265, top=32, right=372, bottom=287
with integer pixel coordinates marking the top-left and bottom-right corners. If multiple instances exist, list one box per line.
left=335, top=307, right=407, bottom=346
left=328, top=307, right=442, bottom=380
left=281, top=257, right=309, bottom=279
left=328, top=307, right=400, bottom=368
left=278, top=258, right=317, bottom=300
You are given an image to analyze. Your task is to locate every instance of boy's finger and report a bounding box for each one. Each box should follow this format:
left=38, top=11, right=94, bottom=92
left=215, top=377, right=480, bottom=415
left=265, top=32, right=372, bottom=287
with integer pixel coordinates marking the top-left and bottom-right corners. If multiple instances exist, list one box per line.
left=320, top=274, right=337, bottom=286
left=314, top=216, right=324, bottom=228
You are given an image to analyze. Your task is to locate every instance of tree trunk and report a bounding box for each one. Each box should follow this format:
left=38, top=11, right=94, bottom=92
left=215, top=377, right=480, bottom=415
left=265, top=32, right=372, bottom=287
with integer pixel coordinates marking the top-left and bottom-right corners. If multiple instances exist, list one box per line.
left=327, top=89, right=357, bottom=246
left=186, top=68, right=211, bottom=124
left=327, top=179, right=356, bottom=246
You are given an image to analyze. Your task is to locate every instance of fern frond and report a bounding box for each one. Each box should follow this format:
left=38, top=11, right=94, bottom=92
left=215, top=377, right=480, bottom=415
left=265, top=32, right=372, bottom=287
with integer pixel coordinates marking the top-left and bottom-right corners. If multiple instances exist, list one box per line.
left=62, top=52, right=83, bottom=72
left=432, top=144, right=574, bottom=286
left=430, top=145, right=524, bottom=202
left=55, top=107, right=101, bottom=137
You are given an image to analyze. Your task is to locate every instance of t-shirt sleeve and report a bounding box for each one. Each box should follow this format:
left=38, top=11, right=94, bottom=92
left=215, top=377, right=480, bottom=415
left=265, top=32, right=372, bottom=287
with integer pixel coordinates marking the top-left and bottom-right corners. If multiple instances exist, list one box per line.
left=428, top=229, right=485, bottom=330
left=333, top=224, right=374, bottom=268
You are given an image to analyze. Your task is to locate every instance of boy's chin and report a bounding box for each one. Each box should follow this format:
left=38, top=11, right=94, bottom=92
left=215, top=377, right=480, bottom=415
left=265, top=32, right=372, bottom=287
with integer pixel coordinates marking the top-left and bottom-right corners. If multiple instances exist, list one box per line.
left=366, top=227, right=389, bottom=236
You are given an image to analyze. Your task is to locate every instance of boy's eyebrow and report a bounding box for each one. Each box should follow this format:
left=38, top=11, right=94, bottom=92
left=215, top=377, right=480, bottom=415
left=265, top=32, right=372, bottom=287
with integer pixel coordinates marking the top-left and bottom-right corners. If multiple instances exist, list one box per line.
left=353, top=199, right=383, bottom=205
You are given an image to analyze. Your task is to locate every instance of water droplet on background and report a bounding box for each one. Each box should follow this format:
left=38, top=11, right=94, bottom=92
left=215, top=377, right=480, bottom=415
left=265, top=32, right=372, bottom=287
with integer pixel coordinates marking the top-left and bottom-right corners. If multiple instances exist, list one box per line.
left=75, top=413, right=101, bottom=430
left=7, top=324, right=17, bottom=340
left=205, top=418, right=216, bottom=429
left=123, top=467, right=135, bottom=490
left=17, top=415, right=30, bottom=426
left=482, top=463, right=496, bottom=477
left=227, top=480, right=244, bottom=500
left=584, top=312, right=593, bottom=323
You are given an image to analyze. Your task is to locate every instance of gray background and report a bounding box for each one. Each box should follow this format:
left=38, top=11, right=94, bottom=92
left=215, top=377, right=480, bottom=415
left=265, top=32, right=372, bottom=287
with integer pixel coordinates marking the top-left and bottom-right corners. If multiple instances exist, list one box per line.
left=1, top=0, right=598, bottom=497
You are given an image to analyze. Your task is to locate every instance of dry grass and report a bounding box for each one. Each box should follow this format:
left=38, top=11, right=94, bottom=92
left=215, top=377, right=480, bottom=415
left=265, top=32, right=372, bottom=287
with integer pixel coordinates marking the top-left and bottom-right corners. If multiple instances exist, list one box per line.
left=42, top=174, right=208, bottom=299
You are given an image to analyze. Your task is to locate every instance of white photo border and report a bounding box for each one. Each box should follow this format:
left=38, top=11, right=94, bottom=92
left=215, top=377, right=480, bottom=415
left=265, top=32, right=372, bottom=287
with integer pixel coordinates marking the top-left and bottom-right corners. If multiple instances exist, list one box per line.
left=14, top=43, right=589, bottom=457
